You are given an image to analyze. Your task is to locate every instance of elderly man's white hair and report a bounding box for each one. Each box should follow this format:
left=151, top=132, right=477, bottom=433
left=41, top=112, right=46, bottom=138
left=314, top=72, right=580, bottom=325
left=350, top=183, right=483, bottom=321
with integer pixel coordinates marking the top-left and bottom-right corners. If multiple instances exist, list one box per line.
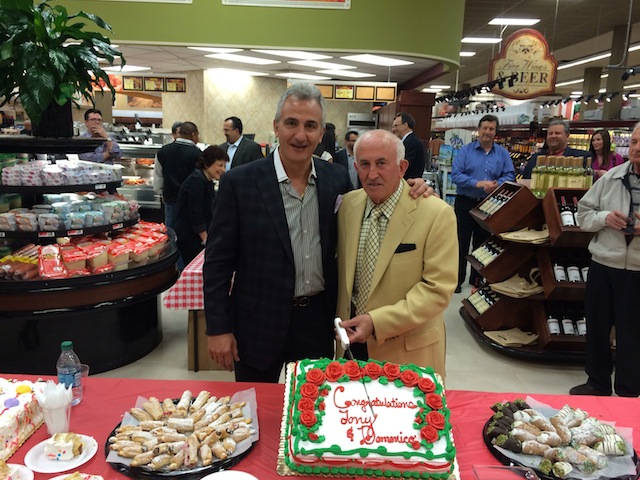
left=353, top=129, right=406, bottom=165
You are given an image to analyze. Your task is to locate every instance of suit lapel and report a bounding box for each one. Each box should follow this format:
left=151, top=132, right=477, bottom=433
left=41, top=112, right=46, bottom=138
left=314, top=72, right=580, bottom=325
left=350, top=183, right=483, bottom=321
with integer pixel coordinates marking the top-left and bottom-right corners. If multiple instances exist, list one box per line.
left=344, top=191, right=367, bottom=300
left=256, top=156, right=294, bottom=263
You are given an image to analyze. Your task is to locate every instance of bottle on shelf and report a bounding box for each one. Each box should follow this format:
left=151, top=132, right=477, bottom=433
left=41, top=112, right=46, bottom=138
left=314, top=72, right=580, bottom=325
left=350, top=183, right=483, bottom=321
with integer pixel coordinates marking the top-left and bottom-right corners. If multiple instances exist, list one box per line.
left=530, top=157, right=541, bottom=196
left=576, top=316, right=587, bottom=336
left=547, top=314, right=561, bottom=335
left=561, top=315, right=576, bottom=335
left=553, top=262, right=567, bottom=282
left=487, top=190, right=515, bottom=215
left=556, top=157, right=568, bottom=188
left=559, top=196, right=576, bottom=227
left=545, top=156, right=558, bottom=191
left=583, top=156, right=594, bottom=189
left=572, top=196, right=580, bottom=226
left=566, top=262, right=582, bottom=282
left=56, top=340, right=82, bottom=406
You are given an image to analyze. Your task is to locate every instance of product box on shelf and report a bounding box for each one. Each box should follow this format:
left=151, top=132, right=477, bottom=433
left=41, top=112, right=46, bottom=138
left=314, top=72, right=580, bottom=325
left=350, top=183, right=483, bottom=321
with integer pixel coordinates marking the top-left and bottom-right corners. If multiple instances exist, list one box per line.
left=470, top=181, right=544, bottom=235
left=536, top=248, right=589, bottom=301
left=466, top=236, right=535, bottom=284
left=542, top=187, right=594, bottom=248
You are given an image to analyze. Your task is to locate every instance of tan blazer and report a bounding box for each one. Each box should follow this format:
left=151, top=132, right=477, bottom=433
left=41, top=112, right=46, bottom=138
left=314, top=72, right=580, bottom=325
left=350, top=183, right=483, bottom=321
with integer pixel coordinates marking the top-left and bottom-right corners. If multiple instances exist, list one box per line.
left=336, top=180, right=458, bottom=378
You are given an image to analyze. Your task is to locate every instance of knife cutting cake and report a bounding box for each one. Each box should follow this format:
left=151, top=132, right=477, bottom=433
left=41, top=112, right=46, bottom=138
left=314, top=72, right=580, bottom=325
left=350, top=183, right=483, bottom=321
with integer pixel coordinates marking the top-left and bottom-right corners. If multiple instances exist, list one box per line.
left=0, top=378, right=44, bottom=461
left=279, top=358, right=456, bottom=478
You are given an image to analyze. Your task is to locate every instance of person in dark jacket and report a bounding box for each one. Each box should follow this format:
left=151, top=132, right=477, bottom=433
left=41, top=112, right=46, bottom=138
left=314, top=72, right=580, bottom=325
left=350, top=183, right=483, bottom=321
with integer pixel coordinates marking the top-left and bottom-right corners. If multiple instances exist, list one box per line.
left=175, top=146, right=228, bottom=267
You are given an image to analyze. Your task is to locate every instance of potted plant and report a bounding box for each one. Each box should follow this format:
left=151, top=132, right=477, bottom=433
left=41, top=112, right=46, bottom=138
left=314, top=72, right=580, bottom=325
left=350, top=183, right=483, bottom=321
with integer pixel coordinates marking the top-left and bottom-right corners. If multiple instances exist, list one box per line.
left=0, top=0, right=125, bottom=137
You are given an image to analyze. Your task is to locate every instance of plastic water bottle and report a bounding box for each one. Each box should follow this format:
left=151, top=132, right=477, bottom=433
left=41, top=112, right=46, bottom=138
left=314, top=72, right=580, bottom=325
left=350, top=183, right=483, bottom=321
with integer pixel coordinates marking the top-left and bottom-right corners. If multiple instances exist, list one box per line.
left=56, top=341, right=82, bottom=406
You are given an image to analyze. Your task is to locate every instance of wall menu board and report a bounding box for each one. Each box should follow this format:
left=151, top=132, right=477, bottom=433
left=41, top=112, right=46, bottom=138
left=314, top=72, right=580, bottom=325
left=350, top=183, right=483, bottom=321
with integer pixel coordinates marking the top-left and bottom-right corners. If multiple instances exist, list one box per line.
left=144, top=77, right=165, bottom=92
left=313, top=83, right=396, bottom=102
left=166, top=78, right=186, bottom=92
left=335, top=85, right=355, bottom=99
left=123, top=76, right=143, bottom=92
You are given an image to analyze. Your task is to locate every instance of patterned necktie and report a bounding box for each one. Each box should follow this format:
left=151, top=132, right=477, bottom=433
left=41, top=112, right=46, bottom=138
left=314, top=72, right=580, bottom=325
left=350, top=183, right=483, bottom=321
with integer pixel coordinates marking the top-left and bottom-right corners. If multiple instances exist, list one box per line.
left=354, top=206, right=383, bottom=315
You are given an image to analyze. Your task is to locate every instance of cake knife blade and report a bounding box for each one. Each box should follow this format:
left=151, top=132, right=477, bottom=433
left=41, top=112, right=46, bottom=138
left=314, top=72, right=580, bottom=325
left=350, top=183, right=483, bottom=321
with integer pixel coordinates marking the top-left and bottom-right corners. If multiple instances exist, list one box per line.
left=334, top=317, right=375, bottom=417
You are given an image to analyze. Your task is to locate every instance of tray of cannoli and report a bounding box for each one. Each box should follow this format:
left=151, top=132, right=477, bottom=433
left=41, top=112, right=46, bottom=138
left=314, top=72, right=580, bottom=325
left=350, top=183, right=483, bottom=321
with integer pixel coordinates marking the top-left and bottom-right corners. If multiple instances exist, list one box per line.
left=105, top=389, right=259, bottom=480
left=483, top=397, right=639, bottom=480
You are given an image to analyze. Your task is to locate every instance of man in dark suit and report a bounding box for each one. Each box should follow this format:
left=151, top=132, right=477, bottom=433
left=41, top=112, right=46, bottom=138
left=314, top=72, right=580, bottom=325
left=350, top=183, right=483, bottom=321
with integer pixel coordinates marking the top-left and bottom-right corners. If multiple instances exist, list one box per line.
left=392, top=112, right=426, bottom=180
left=333, top=130, right=359, bottom=188
left=219, top=116, right=263, bottom=169
left=203, top=84, right=351, bottom=383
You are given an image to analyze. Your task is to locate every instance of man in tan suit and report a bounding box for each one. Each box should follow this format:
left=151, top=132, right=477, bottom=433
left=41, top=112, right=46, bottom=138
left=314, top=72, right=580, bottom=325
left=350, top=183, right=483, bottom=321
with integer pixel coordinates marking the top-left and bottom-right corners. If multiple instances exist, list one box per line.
left=336, top=129, right=458, bottom=378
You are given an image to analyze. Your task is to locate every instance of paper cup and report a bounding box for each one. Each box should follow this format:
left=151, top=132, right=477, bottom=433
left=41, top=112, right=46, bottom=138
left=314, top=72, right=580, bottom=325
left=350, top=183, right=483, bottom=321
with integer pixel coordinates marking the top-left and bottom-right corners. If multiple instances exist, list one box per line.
left=42, top=404, right=71, bottom=435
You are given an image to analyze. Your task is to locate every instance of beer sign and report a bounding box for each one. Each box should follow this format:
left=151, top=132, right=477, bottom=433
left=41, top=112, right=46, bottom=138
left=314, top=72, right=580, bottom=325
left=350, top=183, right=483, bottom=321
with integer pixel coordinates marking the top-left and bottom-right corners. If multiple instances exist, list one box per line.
left=489, top=29, right=557, bottom=100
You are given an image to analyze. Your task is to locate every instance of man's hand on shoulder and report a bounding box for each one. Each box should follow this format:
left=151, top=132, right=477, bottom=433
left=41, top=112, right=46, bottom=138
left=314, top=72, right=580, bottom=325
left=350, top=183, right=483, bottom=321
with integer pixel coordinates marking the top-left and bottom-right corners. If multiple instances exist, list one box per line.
left=407, top=177, right=437, bottom=199
left=207, top=333, right=239, bottom=371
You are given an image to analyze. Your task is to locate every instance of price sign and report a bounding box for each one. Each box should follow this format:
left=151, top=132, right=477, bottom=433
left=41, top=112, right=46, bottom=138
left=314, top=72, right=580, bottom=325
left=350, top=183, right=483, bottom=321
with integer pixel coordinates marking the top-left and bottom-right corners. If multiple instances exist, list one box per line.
left=0, top=232, right=5, bottom=238
left=38, top=232, right=55, bottom=238
left=95, top=183, right=107, bottom=190
left=68, top=229, right=83, bottom=236
left=113, top=223, right=124, bottom=230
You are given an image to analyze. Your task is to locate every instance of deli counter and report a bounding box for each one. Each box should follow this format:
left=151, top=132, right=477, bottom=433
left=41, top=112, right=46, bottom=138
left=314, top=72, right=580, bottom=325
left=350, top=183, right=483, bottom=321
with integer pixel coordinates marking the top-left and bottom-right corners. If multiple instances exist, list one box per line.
left=116, top=144, right=163, bottom=221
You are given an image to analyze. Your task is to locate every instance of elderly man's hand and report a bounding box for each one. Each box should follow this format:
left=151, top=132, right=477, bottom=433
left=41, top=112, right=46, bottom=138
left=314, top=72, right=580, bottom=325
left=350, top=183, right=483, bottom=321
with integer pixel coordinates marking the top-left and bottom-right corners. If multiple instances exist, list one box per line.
left=407, top=177, right=437, bottom=199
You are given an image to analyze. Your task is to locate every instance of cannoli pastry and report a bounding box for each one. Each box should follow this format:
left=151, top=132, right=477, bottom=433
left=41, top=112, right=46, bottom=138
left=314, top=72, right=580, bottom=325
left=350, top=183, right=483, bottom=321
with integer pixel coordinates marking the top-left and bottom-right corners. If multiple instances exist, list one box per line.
left=493, top=434, right=522, bottom=453
left=162, top=398, right=176, bottom=417
left=536, top=431, right=562, bottom=447
left=543, top=447, right=568, bottom=462
left=550, top=416, right=572, bottom=444
left=510, top=428, right=537, bottom=442
left=131, top=451, right=155, bottom=468
left=190, top=391, right=210, bottom=413
left=486, top=424, right=510, bottom=440
left=142, top=397, right=164, bottom=421
left=167, top=417, right=194, bottom=433
left=176, top=390, right=192, bottom=414
left=521, top=440, right=551, bottom=455
left=551, top=461, right=573, bottom=479
left=593, top=434, right=626, bottom=455
left=576, top=444, right=608, bottom=469
left=563, top=446, right=597, bottom=474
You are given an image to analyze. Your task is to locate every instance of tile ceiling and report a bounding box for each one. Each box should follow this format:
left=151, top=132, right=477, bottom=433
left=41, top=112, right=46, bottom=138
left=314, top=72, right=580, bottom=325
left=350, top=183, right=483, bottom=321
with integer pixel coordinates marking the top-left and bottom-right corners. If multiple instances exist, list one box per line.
left=110, top=0, right=640, bottom=98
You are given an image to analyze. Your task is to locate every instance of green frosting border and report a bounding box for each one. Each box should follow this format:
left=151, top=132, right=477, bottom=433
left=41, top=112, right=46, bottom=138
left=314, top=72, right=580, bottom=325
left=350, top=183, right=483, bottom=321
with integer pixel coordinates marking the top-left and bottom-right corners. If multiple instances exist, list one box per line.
left=283, top=358, right=456, bottom=479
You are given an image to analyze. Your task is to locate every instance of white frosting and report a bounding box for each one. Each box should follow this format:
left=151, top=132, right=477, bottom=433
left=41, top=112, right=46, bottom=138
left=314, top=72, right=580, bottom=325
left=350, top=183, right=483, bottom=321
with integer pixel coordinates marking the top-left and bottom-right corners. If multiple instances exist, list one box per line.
left=44, top=434, right=81, bottom=461
left=0, top=379, right=43, bottom=462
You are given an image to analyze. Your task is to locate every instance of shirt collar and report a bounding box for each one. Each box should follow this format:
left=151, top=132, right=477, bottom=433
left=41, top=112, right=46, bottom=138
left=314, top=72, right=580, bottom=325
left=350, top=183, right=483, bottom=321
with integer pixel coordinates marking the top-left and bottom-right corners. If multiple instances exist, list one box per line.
left=175, top=138, right=195, bottom=146
left=231, top=136, right=243, bottom=148
left=364, top=181, right=404, bottom=220
left=273, top=147, right=317, bottom=183
left=401, top=131, right=412, bottom=142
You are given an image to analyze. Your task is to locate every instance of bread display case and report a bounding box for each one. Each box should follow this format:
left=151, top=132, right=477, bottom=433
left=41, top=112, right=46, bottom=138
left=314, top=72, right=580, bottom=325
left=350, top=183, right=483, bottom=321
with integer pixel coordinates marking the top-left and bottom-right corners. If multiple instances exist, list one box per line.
left=0, top=136, right=178, bottom=375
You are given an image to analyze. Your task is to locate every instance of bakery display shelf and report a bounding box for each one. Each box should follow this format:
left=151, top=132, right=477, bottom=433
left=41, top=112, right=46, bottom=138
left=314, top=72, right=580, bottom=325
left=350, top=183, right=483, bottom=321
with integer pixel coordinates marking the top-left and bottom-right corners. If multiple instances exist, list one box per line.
left=542, top=187, right=594, bottom=248
left=0, top=215, right=139, bottom=240
left=0, top=180, right=122, bottom=194
left=460, top=306, right=586, bottom=363
left=0, top=135, right=103, bottom=153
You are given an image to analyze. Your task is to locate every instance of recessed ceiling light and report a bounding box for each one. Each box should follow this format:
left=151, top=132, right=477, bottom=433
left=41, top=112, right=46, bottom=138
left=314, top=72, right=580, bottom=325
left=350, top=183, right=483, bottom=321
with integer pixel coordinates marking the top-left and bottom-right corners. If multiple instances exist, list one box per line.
left=252, top=49, right=331, bottom=60
left=317, top=70, right=375, bottom=78
left=557, top=52, right=611, bottom=70
left=340, top=54, right=413, bottom=67
left=422, top=88, right=442, bottom=93
left=189, top=47, right=243, bottom=54
left=570, top=94, right=581, bottom=98
left=571, top=91, right=583, bottom=95
left=103, top=65, right=151, bottom=72
left=459, top=51, right=476, bottom=57
left=461, top=37, right=502, bottom=44
left=289, top=60, right=355, bottom=70
left=624, top=84, right=640, bottom=89
left=555, top=79, right=584, bottom=87
left=599, top=88, right=606, bottom=93
left=276, top=73, right=331, bottom=80
left=488, top=18, right=540, bottom=26
left=205, top=53, right=280, bottom=65
left=206, top=68, right=268, bottom=77
left=430, top=85, right=450, bottom=89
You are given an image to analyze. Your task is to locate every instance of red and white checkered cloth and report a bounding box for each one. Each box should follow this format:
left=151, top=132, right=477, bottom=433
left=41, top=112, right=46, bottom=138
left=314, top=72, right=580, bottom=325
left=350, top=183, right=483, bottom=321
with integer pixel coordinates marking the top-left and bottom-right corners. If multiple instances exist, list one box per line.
left=163, top=250, right=205, bottom=310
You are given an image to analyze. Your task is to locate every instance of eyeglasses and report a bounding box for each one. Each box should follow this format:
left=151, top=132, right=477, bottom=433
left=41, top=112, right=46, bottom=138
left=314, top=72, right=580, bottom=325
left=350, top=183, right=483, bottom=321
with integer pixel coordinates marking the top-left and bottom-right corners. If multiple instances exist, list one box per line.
left=87, top=117, right=102, bottom=122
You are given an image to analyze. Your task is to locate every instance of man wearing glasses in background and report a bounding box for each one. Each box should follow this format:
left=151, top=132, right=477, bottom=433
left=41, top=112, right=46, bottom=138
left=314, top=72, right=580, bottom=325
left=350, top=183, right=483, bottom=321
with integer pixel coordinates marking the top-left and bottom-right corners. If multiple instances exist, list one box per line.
left=78, top=109, right=121, bottom=164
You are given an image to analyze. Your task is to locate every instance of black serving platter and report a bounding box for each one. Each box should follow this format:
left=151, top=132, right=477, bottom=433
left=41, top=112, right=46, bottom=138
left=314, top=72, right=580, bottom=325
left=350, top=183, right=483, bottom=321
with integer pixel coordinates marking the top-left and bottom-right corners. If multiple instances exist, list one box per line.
left=483, top=417, right=640, bottom=480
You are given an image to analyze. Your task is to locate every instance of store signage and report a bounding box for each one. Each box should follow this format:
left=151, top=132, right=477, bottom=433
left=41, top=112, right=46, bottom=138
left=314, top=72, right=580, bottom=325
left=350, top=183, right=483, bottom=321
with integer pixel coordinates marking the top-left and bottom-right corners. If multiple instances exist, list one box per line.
left=489, top=29, right=557, bottom=100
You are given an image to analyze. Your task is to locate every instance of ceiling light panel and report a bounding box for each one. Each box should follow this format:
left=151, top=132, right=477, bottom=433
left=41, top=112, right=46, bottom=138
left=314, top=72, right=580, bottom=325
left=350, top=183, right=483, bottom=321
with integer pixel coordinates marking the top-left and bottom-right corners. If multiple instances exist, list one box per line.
left=317, top=70, right=375, bottom=78
left=488, top=18, right=540, bottom=26
left=459, top=51, right=476, bottom=57
left=340, top=54, right=413, bottom=67
left=205, top=53, right=280, bottom=65
left=251, top=49, right=331, bottom=60
left=289, top=60, right=355, bottom=70
left=103, top=65, right=150, bottom=72
left=557, top=52, right=611, bottom=70
left=207, top=68, right=268, bottom=76
left=461, top=37, right=502, bottom=44
left=276, top=73, right=331, bottom=80
left=188, top=47, right=243, bottom=53
left=430, top=85, right=450, bottom=89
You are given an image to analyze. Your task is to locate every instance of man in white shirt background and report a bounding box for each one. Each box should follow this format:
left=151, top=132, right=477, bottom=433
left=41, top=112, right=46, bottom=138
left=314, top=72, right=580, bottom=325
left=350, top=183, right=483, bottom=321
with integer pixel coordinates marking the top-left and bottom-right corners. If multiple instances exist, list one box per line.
left=219, top=116, right=263, bottom=170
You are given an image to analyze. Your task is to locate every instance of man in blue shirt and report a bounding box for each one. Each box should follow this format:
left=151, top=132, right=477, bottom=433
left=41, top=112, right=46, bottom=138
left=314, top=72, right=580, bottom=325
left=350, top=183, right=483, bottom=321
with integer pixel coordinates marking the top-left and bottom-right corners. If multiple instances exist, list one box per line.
left=452, top=114, right=515, bottom=292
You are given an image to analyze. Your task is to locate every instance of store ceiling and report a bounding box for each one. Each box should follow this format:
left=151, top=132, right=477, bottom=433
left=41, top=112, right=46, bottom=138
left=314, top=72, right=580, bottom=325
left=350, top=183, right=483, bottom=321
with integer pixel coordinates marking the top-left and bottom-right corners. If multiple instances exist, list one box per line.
left=110, top=0, right=640, bottom=99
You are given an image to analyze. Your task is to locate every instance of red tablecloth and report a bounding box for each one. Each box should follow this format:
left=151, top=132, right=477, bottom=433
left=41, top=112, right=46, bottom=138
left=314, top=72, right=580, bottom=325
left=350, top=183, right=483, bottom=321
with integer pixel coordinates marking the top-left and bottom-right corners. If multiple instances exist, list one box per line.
left=163, top=250, right=205, bottom=310
left=6, top=375, right=640, bottom=480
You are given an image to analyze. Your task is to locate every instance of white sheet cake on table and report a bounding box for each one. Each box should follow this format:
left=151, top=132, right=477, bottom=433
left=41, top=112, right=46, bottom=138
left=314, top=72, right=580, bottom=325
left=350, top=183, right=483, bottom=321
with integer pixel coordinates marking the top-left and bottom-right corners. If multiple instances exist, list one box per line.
left=0, top=378, right=44, bottom=461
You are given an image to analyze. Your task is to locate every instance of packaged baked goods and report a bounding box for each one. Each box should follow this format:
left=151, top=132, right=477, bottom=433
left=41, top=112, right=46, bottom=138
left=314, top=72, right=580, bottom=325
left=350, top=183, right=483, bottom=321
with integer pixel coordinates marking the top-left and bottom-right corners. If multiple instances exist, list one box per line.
left=107, top=243, right=130, bottom=266
left=15, top=212, right=38, bottom=232
left=0, top=213, right=16, bottom=232
left=39, top=244, right=68, bottom=279
left=38, top=213, right=63, bottom=232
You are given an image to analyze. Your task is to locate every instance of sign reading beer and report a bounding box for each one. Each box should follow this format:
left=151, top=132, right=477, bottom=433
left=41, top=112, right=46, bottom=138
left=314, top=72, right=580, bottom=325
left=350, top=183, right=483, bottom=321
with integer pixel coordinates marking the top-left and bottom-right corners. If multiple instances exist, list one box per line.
left=489, top=29, right=557, bottom=100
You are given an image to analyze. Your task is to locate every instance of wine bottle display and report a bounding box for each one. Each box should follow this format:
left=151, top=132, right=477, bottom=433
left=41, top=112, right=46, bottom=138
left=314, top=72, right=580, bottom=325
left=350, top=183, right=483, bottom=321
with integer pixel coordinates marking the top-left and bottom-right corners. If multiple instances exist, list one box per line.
left=559, top=196, right=576, bottom=227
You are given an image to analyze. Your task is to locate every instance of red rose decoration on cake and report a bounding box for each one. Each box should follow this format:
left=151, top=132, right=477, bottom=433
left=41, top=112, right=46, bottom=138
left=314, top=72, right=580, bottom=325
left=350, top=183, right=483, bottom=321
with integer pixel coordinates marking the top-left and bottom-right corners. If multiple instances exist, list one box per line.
left=383, top=363, right=400, bottom=380
left=300, top=410, right=317, bottom=427
left=343, top=360, right=362, bottom=380
left=318, top=401, right=326, bottom=411
left=418, top=377, right=436, bottom=393
left=420, top=425, right=439, bottom=443
left=426, top=411, right=445, bottom=430
left=364, top=362, right=383, bottom=379
left=298, top=397, right=315, bottom=411
left=414, top=416, right=423, bottom=424
left=410, top=440, right=421, bottom=450
left=400, top=369, right=420, bottom=387
left=306, top=368, right=326, bottom=385
left=308, top=432, right=319, bottom=441
left=300, top=383, right=319, bottom=400
left=325, top=361, right=344, bottom=382
left=426, top=393, right=443, bottom=410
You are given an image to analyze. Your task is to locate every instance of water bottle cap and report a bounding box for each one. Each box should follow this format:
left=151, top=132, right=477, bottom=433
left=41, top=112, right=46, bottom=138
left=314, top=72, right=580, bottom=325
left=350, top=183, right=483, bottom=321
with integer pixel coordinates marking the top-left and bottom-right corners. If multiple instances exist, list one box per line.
left=61, top=340, right=74, bottom=351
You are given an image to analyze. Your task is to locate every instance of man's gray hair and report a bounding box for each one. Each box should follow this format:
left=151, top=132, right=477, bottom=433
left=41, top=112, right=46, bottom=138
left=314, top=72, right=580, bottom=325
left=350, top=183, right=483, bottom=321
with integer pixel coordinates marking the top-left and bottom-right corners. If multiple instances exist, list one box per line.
left=548, top=118, right=570, bottom=135
left=274, top=83, right=326, bottom=128
left=353, top=129, right=406, bottom=165
left=634, top=121, right=640, bottom=133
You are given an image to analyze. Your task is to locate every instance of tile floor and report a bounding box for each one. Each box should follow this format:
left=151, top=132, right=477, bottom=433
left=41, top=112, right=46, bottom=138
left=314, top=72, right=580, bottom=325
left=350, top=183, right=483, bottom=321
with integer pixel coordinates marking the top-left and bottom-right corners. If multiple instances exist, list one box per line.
left=95, top=285, right=588, bottom=395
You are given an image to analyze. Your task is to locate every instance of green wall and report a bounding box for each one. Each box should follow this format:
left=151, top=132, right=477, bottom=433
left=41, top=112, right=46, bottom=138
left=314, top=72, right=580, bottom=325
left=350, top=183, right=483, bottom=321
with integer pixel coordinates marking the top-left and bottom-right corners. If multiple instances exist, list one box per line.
left=52, top=0, right=464, bottom=71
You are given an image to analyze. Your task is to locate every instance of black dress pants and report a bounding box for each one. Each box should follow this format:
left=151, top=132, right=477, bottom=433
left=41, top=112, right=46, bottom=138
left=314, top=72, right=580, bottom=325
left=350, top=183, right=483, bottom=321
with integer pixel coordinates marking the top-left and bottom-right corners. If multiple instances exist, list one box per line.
left=584, top=261, right=640, bottom=397
left=454, top=195, right=490, bottom=287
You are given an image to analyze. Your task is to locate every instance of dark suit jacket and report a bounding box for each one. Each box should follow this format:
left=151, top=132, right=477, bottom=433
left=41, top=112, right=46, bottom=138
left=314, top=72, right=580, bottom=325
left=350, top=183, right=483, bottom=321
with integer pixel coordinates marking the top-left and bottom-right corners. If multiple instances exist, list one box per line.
left=203, top=154, right=352, bottom=369
left=403, top=132, right=427, bottom=180
left=220, top=136, right=263, bottom=169
left=334, top=148, right=359, bottom=188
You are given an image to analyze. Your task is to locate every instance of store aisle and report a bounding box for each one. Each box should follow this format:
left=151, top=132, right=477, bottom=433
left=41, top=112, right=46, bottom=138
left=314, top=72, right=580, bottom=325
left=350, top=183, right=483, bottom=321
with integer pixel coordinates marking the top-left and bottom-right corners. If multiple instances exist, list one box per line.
left=95, top=287, right=586, bottom=395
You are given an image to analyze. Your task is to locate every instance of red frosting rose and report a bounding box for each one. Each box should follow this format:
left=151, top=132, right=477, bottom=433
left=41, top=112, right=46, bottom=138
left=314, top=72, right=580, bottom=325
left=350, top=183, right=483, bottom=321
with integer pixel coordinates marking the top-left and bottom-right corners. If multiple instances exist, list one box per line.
left=325, top=361, right=344, bottom=382
left=306, top=368, right=326, bottom=385
left=418, top=377, right=436, bottom=393
left=320, top=389, right=329, bottom=397
left=383, top=363, right=400, bottom=380
left=300, top=383, right=319, bottom=399
left=318, top=401, right=326, bottom=411
left=364, top=362, right=383, bottom=379
left=414, top=416, right=422, bottom=424
left=343, top=360, right=362, bottom=380
left=297, top=397, right=315, bottom=411
left=426, top=393, right=443, bottom=410
left=410, top=440, right=421, bottom=450
left=300, top=410, right=317, bottom=427
left=400, top=369, right=420, bottom=387
left=420, top=425, right=439, bottom=443
left=308, top=432, right=319, bottom=441
left=426, top=411, right=445, bottom=430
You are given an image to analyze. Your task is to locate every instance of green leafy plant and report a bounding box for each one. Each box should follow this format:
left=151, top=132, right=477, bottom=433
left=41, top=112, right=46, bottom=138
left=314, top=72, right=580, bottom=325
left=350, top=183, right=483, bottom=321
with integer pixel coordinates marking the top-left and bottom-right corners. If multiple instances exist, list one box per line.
left=0, top=0, right=125, bottom=126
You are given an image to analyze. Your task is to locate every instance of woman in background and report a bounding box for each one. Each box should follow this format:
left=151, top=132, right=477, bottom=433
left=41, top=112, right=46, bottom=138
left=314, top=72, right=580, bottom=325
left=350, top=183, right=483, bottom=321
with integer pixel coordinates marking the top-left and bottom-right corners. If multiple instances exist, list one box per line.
left=313, top=122, right=337, bottom=162
left=175, top=146, right=228, bottom=267
left=589, top=129, right=625, bottom=180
